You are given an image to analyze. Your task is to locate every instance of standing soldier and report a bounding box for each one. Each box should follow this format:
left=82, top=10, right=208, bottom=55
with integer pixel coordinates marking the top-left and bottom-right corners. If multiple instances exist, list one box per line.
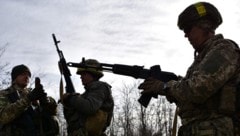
left=138, top=2, right=240, bottom=136
left=0, top=64, right=59, bottom=136
left=62, top=59, right=114, bottom=136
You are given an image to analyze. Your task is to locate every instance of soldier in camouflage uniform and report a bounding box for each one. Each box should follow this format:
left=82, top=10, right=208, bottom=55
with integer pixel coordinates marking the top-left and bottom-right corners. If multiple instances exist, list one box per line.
left=138, top=2, right=240, bottom=136
left=62, top=59, right=114, bottom=136
left=0, top=64, right=60, bottom=136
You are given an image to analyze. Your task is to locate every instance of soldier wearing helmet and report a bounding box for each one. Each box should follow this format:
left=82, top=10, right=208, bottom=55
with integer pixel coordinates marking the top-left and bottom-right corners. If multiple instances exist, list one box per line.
left=177, top=2, right=222, bottom=32
left=76, top=59, right=104, bottom=85
left=62, top=59, right=114, bottom=136
left=138, top=2, right=240, bottom=135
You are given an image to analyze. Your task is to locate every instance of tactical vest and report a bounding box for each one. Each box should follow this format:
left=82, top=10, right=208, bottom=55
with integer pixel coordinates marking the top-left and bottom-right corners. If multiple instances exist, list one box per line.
left=181, top=38, right=240, bottom=119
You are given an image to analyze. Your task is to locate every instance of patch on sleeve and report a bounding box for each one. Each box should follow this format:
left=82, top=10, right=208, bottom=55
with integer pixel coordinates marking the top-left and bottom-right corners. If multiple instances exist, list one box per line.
left=201, top=51, right=227, bottom=74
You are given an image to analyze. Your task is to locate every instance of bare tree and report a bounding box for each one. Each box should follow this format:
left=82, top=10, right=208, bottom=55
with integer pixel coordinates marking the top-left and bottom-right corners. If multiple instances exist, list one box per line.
left=0, top=44, right=10, bottom=89
left=138, top=104, right=154, bottom=136
left=119, top=82, right=136, bottom=136
left=108, top=80, right=177, bottom=136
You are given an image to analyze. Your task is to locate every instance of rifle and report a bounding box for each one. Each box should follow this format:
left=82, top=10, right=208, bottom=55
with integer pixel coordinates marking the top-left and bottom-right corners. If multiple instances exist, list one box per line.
left=52, top=33, right=75, bottom=93
left=67, top=57, right=178, bottom=107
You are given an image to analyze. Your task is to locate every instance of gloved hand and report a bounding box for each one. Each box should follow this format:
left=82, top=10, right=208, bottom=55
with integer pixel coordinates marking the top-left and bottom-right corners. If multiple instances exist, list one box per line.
left=138, top=77, right=166, bottom=95
left=62, top=93, right=79, bottom=106
left=27, top=84, right=46, bottom=101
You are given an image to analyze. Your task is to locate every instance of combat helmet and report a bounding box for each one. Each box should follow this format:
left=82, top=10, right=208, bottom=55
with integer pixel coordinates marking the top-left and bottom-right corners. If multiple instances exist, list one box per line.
left=76, top=59, right=103, bottom=79
left=177, top=2, right=222, bottom=31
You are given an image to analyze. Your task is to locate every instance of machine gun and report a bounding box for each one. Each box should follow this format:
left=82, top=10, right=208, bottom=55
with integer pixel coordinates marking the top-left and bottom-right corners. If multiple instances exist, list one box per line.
left=52, top=34, right=75, bottom=93
left=67, top=57, right=178, bottom=107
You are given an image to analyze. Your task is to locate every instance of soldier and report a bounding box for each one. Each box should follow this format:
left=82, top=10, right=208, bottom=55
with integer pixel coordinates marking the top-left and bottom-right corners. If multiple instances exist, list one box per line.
left=36, top=96, right=60, bottom=136
left=138, top=2, right=240, bottom=136
left=0, top=64, right=59, bottom=136
left=62, top=59, right=114, bottom=136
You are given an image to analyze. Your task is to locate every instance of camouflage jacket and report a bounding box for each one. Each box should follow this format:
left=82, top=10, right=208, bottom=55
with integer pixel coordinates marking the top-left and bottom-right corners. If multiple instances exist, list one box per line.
left=166, top=34, right=240, bottom=120
left=0, top=84, right=35, bottom=135
left=0, top=84, right=60, bottom=136
left=64, top=80, right=114, bottom=134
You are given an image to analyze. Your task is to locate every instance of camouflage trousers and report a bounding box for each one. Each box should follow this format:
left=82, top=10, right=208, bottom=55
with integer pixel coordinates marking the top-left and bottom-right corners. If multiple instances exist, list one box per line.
left=178, top=116, right=234, bottom=136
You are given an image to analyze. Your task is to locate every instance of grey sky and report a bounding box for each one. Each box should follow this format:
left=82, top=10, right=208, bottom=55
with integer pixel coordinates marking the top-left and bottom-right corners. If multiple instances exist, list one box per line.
left=1, top=0, right=240, bottom=99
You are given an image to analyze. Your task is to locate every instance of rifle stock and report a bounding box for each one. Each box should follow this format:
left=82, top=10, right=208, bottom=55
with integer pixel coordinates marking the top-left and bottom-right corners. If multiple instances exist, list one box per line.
left=52, top=34, right=75, bottom=93
left=68, top=57, right=178, bottom=107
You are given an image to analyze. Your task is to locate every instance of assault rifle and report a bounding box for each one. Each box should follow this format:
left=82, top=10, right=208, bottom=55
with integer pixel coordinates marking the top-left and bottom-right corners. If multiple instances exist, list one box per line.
left=52, top=34, right=75, bottom=93
left=67, top=57, right=178, bottom=107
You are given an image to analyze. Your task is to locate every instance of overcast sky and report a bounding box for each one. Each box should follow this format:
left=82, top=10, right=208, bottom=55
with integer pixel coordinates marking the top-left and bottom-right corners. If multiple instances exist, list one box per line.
left=1, top=0, right=240, bottom=100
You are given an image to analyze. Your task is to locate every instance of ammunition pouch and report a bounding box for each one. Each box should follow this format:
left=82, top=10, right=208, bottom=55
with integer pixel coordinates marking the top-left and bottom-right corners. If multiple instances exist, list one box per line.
left=85, top=110, right=108, bottom=136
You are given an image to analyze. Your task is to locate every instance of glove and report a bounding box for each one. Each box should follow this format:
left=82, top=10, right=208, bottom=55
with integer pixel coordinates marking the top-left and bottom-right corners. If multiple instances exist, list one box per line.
left=27, top=84, right=46, bottom=101
left=138, top=77, right=166, bottom=95
left=62, top=93, right=79, bottom=106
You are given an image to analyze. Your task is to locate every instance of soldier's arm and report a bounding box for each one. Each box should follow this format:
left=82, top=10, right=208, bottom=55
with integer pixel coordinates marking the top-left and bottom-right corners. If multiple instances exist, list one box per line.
left=0, top=93, right=31, bottom=124
left=69, top=82, right=107, bottom=115
left=166, top=43, right=239, bottom=104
